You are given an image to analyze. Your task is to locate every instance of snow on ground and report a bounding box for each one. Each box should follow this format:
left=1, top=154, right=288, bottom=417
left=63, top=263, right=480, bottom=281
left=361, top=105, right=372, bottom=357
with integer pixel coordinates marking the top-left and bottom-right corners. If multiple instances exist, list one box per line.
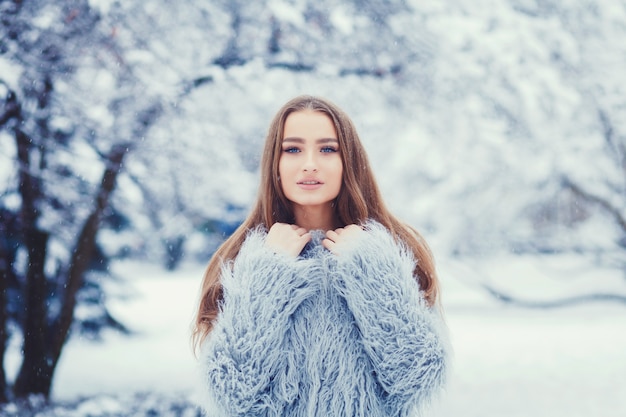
left=3, top=256, right=626, bottom=416
left=53, top=261, right=203, bottom=400
left=431, top=257, right=626, bottom=416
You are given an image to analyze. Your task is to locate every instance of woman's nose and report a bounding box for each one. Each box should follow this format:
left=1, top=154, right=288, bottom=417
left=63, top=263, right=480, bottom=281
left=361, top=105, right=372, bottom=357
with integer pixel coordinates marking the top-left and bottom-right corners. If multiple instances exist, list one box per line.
left=302, top=152, right=318, bottom=172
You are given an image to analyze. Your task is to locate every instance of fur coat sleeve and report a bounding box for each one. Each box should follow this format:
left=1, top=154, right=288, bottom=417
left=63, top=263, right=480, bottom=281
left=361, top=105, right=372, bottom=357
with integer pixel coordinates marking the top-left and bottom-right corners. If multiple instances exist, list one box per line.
left=333, top=221, right=449, bottom=416
left=199, top=227, right=319, bottom=416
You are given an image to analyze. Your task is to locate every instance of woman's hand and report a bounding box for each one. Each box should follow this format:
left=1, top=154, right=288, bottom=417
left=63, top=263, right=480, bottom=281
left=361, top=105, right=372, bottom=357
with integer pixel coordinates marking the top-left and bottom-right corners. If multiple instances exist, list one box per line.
left=323, top=224, right=365, bottom=255
left=265, top=223, right=311, bottom=258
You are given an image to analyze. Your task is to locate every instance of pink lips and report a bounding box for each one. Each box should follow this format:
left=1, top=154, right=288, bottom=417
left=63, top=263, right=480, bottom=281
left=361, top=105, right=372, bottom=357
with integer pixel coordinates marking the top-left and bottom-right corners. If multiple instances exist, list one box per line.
left=297, top=179, right=324, bottom=190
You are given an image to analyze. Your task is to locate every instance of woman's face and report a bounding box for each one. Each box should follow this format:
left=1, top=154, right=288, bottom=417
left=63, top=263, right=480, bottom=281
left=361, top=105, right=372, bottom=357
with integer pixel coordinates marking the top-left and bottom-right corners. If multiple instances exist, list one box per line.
left=279, top=110, right=343, bottom=211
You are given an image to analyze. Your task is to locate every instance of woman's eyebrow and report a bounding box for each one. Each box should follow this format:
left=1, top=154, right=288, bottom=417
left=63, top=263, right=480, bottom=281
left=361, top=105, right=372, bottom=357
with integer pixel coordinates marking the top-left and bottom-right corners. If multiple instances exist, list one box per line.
left=282, top=137, right=305, bottom=143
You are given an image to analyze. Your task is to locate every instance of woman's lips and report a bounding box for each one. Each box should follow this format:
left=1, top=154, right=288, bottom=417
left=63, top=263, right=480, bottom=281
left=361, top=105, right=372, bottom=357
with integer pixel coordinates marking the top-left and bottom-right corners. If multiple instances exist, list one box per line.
left=297, top=180, right=323, bottom=190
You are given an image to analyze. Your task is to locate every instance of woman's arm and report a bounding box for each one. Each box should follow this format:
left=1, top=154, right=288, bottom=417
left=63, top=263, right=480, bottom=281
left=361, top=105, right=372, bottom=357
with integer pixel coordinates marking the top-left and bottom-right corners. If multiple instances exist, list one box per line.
left=200, top=228, right=316, bottom=416
left=331, top=222, right=450, bottom=415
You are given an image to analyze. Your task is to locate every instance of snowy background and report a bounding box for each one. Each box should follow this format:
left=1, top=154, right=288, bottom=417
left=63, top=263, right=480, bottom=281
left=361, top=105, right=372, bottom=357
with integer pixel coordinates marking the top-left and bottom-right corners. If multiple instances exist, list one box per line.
left=1, top=0, right=626, bottom=415
left=3, top=258, right=625, bottom=416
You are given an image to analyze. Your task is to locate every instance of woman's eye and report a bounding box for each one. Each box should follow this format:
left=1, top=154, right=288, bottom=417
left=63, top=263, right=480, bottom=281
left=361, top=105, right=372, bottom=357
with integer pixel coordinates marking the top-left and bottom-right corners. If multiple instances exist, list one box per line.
left=321, top=146, right=338, bottom=153
left=283, top=147, right=300, bottom=153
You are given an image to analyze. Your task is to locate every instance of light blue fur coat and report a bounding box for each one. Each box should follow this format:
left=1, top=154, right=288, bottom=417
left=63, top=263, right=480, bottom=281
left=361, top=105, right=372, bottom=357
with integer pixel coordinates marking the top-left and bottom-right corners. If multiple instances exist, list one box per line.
left=200, top=221, right=450, bottom=416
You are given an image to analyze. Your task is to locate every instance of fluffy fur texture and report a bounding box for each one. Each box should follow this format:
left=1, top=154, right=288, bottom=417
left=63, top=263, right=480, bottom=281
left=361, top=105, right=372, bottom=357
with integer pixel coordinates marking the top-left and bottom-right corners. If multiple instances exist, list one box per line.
left=200, top=221, right=449, bottom=416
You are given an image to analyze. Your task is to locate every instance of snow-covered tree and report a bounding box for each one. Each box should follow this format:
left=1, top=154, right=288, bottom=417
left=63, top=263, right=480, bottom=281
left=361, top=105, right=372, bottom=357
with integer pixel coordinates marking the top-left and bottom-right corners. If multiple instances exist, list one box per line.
left=2, top=0, right=626, bottom=403
left=0, top=0, right=169, bottom=399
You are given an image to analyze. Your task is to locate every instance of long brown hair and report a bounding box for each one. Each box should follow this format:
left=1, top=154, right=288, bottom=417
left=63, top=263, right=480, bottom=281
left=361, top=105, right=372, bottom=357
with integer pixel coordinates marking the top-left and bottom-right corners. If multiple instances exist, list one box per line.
left=192, top=95, right=439, bottom=350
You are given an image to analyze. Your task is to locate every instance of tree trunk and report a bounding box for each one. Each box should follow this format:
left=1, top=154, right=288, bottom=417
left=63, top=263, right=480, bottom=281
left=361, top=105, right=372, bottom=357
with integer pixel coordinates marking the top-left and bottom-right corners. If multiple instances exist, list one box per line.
left=0, top=82, right=22, bottom=404
left=0, top=258, right=7, bottom=403
left=12, top=114, right=56, bottom=397
left=12, top=145, right=128, bottom=399
left=13, top=229, right=52, bottom=398
left=0, top=219, right=20, bottom=403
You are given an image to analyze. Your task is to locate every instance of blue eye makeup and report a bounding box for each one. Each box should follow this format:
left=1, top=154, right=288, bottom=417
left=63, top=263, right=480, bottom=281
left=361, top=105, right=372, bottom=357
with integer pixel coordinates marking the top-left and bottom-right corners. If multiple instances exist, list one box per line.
left=281, top=143, right=338, bottom=154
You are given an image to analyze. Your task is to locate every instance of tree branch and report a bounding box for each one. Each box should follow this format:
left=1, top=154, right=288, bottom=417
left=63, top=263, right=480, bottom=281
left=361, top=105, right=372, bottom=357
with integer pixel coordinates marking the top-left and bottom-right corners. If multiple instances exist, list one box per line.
left=481, top=282, right=626, bottom=308
left=49, top=144, right=130, bottom=366
left=598, top=109, right=626, bottom=179
left=562, top=177, right=626, bottom=234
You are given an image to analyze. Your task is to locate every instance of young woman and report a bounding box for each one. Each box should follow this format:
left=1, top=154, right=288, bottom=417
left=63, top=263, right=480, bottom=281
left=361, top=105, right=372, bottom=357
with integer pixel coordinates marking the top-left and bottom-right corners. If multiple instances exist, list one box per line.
left=192, top=95, right=449, bottom=416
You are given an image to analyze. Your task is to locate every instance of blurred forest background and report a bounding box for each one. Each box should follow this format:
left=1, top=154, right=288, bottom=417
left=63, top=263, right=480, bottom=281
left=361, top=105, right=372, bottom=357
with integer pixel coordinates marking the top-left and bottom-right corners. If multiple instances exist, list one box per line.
left=1, top=0, right=625, bottom=412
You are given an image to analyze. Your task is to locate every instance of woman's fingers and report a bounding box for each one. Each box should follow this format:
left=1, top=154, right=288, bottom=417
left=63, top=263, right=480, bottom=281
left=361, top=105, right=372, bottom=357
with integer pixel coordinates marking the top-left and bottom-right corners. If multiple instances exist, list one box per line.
left=321, top=238, right=335, bottom=253
left=266, top=223, right=312, bottom=257
left=324, top=224, right=365, bottom=255
left=325, top=229, right=338, bottom=242
left=266, top=223, right=365, bottom=257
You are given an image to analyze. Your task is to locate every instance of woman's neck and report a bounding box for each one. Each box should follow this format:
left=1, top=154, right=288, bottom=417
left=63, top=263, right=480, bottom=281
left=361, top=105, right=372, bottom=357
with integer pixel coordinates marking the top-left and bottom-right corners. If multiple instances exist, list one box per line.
left=293, top=204, right=339, bottom=231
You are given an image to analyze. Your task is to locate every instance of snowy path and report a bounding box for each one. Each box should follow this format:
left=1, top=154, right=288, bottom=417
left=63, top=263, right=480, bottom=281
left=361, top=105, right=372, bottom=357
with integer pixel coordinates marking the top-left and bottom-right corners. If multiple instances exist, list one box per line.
left=41, top=259, right=626, bottom=416
left=431, top=305, right=626, bottom=416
